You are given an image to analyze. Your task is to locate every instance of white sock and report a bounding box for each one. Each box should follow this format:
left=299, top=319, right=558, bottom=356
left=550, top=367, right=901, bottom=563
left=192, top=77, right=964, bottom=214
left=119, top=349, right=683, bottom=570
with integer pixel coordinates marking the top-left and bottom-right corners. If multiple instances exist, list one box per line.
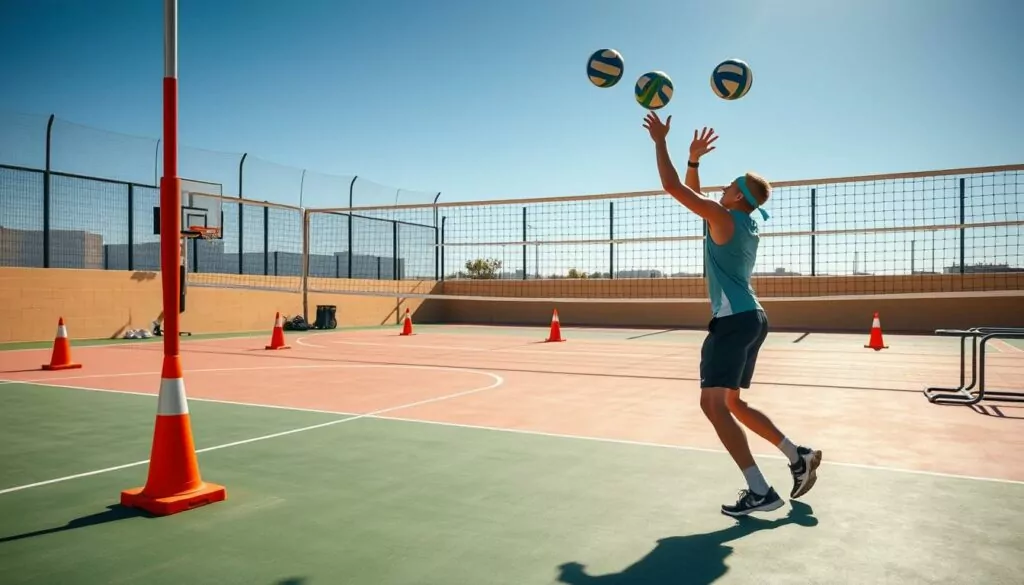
left=742, top=465, right=770, bottom=496
left=777, top=437, right=800, bottom=464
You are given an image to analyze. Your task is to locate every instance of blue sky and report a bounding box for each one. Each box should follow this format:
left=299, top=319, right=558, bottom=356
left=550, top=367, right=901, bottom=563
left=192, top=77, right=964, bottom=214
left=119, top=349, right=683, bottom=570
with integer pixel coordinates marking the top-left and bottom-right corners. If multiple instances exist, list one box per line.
left=0, top=0, right=1022, bottom=278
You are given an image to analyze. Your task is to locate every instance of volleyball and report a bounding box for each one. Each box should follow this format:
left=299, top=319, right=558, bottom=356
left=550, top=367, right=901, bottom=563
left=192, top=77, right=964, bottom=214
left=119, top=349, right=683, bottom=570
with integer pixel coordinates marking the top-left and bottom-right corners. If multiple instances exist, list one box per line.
left=587, top=49, right=625, bottom=88
left=634, top=71, right=673, bottom=110
left=711, top=59, right=753, bottom=100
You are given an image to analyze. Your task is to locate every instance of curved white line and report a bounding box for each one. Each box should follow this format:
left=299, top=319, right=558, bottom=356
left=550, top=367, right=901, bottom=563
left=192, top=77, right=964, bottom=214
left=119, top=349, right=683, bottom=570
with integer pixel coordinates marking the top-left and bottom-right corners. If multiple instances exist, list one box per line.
left=0, top=366, right=505, bottom=496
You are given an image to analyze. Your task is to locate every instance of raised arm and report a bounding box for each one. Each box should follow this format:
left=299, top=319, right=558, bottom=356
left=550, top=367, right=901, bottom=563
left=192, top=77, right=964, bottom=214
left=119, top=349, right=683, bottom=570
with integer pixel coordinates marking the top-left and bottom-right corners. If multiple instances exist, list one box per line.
left=643, top=113, right=733, bottom=241
left=685, top=126, right=718, bottom=194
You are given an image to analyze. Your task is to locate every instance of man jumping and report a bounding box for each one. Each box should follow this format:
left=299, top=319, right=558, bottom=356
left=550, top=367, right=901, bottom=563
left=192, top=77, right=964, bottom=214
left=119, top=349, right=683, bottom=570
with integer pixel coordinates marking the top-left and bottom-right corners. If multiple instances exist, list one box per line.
left=642, top=112, right=822, bottom=517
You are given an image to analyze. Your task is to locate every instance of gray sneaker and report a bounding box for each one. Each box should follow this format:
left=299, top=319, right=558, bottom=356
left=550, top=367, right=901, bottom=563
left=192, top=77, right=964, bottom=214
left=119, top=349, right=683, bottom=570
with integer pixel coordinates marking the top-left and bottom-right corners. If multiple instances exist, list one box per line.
left=788, top=446, right=822, bottom=499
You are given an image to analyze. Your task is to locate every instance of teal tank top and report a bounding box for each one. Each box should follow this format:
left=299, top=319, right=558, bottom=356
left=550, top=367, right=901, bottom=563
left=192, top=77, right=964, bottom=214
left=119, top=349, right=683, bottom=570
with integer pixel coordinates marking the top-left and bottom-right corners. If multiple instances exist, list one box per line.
left=704, top=210, right=763, bottom=317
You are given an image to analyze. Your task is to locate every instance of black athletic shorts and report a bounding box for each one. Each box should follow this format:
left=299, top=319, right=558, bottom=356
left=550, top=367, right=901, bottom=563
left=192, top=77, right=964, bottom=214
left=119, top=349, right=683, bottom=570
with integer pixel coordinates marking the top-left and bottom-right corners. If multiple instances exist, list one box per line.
left=699, top=308, right=769, bottom=389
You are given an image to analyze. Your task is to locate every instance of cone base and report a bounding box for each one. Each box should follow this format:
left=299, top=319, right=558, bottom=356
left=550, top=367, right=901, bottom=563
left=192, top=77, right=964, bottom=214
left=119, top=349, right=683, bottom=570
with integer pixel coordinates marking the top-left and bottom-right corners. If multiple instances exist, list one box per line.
left=42, top=362, right=82, bottom=370
left=545, top=337, right=566, bottom=343
left=120, top=482, right=226, bottom=516
left=864, top=345, right=889, bottom=350
left=265, top=344, right=291, bottom=350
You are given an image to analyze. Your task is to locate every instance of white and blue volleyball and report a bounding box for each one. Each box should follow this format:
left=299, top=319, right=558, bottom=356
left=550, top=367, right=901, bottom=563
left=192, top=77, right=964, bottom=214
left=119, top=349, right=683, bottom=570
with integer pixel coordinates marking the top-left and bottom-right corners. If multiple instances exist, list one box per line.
left=634, top=71, right=673, bottom=110
left=711, top=59, right=753, bottom=100
left=587, top=49, right=625, bottom=88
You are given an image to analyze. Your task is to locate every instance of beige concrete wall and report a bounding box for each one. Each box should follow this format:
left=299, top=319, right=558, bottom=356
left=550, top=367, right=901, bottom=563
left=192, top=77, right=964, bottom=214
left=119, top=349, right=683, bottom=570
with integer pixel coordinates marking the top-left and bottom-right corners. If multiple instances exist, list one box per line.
left=2, top=267, right=1021, bottom=342
left=436, top=292, right=1024, bottom=333
left=434, top=274, right=1024, bottom=333
left=0, top=268, right=444, bottom=342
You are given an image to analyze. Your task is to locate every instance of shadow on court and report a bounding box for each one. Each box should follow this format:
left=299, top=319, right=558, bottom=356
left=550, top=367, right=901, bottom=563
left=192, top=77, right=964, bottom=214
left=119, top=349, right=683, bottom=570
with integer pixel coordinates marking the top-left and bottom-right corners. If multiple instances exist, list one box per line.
left=0, top=504, right=147, bottom=544
left=556, top=501, right=817, bottom=585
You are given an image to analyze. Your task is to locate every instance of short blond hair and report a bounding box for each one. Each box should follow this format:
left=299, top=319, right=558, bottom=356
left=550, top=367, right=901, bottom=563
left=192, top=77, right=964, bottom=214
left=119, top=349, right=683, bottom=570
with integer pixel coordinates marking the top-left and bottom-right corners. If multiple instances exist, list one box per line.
left=744, top=172, right=771, bottom=206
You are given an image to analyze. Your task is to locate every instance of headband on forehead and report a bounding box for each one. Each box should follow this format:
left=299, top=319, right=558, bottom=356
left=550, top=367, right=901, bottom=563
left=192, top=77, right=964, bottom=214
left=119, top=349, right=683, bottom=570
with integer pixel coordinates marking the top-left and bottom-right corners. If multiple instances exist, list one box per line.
left=737, top=176, right=770, bottom=221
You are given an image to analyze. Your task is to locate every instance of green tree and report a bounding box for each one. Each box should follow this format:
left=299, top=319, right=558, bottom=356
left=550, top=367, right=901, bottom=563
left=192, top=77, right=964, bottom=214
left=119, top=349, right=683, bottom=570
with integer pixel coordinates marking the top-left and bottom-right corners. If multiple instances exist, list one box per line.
left=464, top=257, right=502, bottom=279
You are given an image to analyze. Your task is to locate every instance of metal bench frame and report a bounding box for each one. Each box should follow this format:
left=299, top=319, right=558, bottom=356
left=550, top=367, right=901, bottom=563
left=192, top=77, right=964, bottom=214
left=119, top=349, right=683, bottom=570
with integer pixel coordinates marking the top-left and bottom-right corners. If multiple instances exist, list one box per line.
left=923, top=327, right=1024, bottom=406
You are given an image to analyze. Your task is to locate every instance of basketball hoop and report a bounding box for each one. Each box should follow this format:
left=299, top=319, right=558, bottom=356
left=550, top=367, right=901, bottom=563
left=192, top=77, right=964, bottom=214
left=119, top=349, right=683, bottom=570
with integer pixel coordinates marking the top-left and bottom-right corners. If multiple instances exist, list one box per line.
left=187, top=226, right=221, bottom=240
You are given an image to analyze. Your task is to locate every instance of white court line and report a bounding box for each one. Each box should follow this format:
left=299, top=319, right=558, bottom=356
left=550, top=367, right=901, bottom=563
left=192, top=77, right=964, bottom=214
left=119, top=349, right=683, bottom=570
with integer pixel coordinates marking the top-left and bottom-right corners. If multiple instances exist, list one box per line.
left=312, top=338, right=680, bottom=360
left=0, top=367, right=505, bottom=496
left=0, top=331, right=279, bottom=355
left=0, top=380, right=363, bottom=418
left=2, top=366, right=1023, bottom=492
left=0, top=362, right=502, bottom=387
left=368, top=415, right=1024, bottom=487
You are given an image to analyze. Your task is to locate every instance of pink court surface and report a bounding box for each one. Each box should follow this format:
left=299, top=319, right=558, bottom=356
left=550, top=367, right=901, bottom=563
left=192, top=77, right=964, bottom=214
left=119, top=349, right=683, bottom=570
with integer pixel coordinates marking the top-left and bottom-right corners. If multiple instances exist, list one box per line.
left=4, top=324, right=1023, bottom=481
left=1, top=322, right=1023, bottom=584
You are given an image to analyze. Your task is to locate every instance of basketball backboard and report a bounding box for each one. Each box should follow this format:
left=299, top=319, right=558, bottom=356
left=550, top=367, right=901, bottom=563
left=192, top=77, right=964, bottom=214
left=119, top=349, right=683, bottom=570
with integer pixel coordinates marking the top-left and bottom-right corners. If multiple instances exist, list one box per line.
left=153, top=178, right=224, bottom=239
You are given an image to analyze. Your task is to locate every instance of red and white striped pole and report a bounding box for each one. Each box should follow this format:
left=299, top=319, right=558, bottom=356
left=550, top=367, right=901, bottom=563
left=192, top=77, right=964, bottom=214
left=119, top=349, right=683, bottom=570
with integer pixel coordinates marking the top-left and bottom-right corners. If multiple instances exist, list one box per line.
left=120, top=0, right=226, bottom=516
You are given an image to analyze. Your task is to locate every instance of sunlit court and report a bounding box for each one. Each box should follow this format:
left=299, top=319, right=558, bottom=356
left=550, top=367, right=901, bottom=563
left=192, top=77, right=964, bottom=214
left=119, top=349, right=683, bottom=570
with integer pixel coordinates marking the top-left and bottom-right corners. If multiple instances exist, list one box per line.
left=2, top=1, right=1024, bottom=584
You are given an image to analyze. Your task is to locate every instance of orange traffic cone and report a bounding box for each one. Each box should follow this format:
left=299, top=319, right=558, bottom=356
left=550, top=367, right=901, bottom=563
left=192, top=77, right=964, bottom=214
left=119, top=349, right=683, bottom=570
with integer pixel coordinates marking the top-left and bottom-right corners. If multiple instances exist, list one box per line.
left=545, top=308, right=565, bottom=342
left=400, top=308, right=414, bottom=336
left=42, top=317, right=82, bottom=370
left=120, top=356, right=226, bottom=516
left=265, top=312, right=290, bottom=350
left=864, top=312, right=888, bottom=351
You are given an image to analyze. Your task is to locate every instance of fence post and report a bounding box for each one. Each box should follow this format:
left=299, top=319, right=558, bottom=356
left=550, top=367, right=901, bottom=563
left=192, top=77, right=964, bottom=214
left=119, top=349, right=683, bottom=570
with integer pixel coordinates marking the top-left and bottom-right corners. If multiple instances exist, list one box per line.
left=43, top=114, right=54, bottom=268
left=238, top=152, right=247, bottom=274
left=128, top=184, right=135, bottom=270
left=810, top=187, right=817, bottom=277
left=263, top=205, right=269, bottom=276
left=347, top=175, right=357, bottom=278
left=301, top=208, right=310, bottom=322
left=433, top=192, right=441, bottom=281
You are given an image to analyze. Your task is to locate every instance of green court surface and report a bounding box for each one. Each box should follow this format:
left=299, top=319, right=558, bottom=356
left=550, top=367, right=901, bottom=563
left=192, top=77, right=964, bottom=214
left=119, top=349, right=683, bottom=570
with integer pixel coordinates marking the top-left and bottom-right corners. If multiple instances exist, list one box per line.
left=1, top=382, right=1022, bottom=585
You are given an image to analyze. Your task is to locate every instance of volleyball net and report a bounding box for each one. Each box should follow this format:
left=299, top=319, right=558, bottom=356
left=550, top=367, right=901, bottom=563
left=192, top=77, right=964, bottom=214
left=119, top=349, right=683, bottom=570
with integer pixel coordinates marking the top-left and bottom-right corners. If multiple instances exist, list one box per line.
left=298, top=164, right=1024, bottom=302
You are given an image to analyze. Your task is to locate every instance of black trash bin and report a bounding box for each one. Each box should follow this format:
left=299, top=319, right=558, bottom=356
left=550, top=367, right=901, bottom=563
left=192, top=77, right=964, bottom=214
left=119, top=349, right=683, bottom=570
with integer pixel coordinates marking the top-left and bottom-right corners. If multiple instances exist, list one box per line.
left=315, top=305, right=338, bottom=329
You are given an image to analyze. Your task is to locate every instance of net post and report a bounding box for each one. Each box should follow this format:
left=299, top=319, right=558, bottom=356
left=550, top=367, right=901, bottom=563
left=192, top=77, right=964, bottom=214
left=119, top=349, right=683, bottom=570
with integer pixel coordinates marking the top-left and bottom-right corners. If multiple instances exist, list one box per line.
left=810, top=187, right=817, bottom=276
left=958, top=177, right=965, bottom=275
left=440, top=216, right=447, bottom=281
left=392, top=221, right=399, bottom=280
left=609, top=201, right=615, bottom=279
left=522, top=207, right=527, bottom=281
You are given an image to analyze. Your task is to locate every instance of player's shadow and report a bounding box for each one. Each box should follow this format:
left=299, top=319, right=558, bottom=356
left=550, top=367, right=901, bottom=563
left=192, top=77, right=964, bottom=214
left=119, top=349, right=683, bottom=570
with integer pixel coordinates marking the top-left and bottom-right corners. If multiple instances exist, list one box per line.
left=0, top=504, right=147, bottom=544
left=556, top=500, right=817, bottom=585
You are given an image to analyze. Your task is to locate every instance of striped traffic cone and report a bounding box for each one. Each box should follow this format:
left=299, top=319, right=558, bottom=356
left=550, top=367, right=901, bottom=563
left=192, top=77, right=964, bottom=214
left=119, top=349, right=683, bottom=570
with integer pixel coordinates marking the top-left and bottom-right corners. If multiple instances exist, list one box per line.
left=42, top=317, right=82, bottom=370
left=120, top=356, right=226, bottom=515
left=265, top=312, right=290, bottom=350
left=864, top=312, right=889, bottom=351
left=545, top=308, right=565, bottom=342
left=400, top=308, right=413, bottom=336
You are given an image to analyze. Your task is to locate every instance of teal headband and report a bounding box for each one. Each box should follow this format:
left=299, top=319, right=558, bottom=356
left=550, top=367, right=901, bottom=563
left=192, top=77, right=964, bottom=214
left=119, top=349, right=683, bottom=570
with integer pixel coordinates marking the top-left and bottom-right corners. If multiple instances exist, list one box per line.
left=737, top=176, right=769, bottom=221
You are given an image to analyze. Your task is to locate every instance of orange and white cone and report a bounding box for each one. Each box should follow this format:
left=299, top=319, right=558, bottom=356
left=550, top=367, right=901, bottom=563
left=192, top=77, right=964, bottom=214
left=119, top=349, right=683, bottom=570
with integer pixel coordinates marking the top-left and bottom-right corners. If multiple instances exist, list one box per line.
left=400, top=308, right=413, bottom=336
left=120, top=356, right=226, bottom=516
left=42, top=317, right=82, bottom=370
left=545, top=308, right=565, bottom=342
left=864, top=312, right=888, bottom=351
left=265, top=312, right=290, bottom=350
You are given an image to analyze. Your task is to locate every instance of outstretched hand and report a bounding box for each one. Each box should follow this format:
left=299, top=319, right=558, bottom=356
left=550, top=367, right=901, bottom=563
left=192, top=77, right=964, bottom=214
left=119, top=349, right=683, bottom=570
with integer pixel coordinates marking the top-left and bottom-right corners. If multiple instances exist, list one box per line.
left=643, top=112, right=671, bottom=142
left=689, top=126, right=718, bottom=161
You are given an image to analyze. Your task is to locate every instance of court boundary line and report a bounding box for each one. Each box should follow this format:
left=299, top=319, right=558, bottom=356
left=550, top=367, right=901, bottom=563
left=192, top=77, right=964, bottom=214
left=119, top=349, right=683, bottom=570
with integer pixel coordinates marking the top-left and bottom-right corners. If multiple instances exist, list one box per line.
left=369, top=414, right=1024, bottom=487
left=294, top=334, right=1019, bottom=359
left=0, top=367, right=506, bottom=496
left=2, top=375, right=1023, bottom=492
